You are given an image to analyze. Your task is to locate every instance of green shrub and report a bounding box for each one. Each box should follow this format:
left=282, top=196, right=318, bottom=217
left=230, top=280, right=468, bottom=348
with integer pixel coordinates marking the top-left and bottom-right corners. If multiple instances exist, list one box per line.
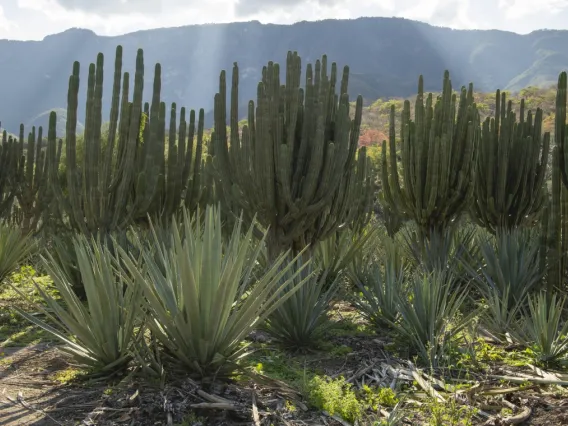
left=307, top=376, right=363, bottom=422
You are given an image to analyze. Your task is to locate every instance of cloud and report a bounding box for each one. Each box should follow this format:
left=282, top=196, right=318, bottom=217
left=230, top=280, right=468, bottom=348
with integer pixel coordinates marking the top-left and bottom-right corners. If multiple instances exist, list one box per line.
left=4, top=0, right=568, bottom=41
left=53, top=0, right=156, bottom=15
left=498, top=0, right=568, bottom=20
left=234, top=0, right=338, bottom=16
left=0, top=6, right=18, bottom=31
left=399, top=0, right=479, bottom=29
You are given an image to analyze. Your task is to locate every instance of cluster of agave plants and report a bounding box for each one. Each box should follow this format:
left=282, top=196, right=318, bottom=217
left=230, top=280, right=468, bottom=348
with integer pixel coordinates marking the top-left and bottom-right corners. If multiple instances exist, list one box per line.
left=0, top=44, right=568, bottom=394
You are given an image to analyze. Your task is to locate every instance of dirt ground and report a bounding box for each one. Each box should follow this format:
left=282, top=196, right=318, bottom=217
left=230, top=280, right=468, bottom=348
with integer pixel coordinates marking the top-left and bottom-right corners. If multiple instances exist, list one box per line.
left=2, top=337, right=568, bottom=426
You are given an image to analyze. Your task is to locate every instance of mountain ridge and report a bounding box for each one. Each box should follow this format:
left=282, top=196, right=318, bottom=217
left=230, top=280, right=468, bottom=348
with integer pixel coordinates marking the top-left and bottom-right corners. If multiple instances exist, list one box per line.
left=2, top=17, right=568, bottom=134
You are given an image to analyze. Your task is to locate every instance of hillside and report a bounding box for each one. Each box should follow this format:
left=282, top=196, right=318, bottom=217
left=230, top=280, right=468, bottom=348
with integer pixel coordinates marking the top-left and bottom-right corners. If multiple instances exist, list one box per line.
left=357, top=85, right=558, bottom=147
left=2, top=18, right=568, bottom=134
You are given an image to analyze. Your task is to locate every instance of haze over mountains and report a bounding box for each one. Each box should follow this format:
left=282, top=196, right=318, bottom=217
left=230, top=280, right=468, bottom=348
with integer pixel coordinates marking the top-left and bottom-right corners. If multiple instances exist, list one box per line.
left=1, top=16, right=568, bottom=134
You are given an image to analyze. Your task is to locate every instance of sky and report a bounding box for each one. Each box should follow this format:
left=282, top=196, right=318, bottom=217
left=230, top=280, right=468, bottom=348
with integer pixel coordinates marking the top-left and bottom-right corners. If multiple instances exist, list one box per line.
left=1, top=0, right=568, bottom=41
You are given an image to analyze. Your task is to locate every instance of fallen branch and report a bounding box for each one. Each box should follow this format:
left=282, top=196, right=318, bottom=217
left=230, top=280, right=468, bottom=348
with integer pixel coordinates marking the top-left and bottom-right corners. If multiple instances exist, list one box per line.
left=190, top=402, right=239, bottom=410
left=252, top=391, right=260, bottom=426
left=503, top=406, right=531, bottom=425
left=196, top=389, right=234, bottom=405
left=323, top=411, right=352, bottom=426
left=489, top=375, right=568, bottom=386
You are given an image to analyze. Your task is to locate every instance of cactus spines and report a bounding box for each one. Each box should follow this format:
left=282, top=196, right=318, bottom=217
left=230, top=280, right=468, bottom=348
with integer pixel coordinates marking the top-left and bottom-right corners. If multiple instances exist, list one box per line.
left=212, top=52, right=373, bottom=257
left=380, top=71, right=479, bottom=239
left=471, top=90, right=550, bottom=233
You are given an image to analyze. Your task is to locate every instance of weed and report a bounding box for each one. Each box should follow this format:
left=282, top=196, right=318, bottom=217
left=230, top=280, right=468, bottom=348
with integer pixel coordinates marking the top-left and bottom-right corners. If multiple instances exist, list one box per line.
left=307, top=376, right=363, bottom=422
left=424, top=397, right=477, bottom=426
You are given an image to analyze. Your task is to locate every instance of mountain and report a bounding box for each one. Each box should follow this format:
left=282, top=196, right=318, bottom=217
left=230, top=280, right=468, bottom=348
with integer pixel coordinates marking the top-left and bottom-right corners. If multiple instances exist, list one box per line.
left=1, top=17, right=568, bottom=134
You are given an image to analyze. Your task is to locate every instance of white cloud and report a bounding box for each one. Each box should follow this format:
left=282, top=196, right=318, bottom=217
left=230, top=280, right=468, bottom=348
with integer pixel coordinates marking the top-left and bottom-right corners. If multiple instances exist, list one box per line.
left=0, top=0, right=567, bottom=41
left=398, top=0, right=480, bottom=29
left=0, top=6, right=18, bottom=32
left=498, top=0, right=568, bottom=20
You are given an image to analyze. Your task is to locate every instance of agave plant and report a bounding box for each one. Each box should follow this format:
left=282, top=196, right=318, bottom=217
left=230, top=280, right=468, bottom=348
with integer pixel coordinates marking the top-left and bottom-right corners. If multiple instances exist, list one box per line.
left=13, top=234, right=142, bottom=373
left=0, top=222, right=36, bottom=285
left=117, top=205, right=310, bottom=378
left=263, top=257, right=338, bottom=349
left=400, top=223, right=481, bottom=281
left=516, top=292, right=568, bottom=367
left=394, top=270, right=477, bottom=366
left=466, top=230, right=541, bottom=339
left=477, top=230, right=542, bottom=308
left=348, top=239, right=405, bottom=327
left=480, top=284, right=524, bottom=340
left=314, top=225, right=379, bottom=287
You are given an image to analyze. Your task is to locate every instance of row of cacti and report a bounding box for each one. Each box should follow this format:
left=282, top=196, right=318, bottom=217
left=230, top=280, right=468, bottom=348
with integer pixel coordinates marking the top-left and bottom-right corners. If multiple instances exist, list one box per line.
left=379, top=72, right=554, bottom=239
left=378, top=70, right=568, bottom=291
left=0, top=47, right=210, bottom=237
left=0, top=46, right=373, bottom=260
left=4, top=44, right=568, bottom=266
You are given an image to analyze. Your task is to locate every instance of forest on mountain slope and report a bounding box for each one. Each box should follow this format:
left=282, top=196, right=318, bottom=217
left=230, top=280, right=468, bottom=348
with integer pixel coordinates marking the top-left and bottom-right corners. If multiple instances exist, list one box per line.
left=2, top=17, right=568, bottom=133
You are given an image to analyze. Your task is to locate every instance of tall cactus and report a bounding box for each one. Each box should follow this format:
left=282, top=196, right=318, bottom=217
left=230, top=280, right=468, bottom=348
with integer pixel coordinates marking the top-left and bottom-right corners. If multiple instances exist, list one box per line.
left=471, top=90, right=550, bottom=233
left=14, top=117, right=61, bottom=234
left=556, top=72, right=568, bottom=190
left=146, top=103, right=207, bottom=219
left=380, top=71, right=479, bottom=239
left=0, top=126, right=20, bottom=220
left=50, top=46, right=205, bottom=235
left=544, top=146, right=568, bottom=294
left=212, top=52, right=373, bottom=258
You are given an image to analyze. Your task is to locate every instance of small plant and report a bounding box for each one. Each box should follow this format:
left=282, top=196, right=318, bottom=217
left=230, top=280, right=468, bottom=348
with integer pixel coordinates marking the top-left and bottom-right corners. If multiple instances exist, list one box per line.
left=349, top=238, right=405, bottom=327
left=516, top=291, right=568, bottom=367
left=469, top=230, right=541, bottom=339
left=424, top=397, right=477, bottom=426
left=307, top=376, right=363, bottom=422
left=401, top=223, right=480, bottom=280
left=314, top=225, right=378, bottom=286
left=362, top=385, right=399, bottom=409
left=263, top=258, right=338, bottom=350
left=0, top=222, right=36, bottom=286
left=394, top=270, right=477, bottom=366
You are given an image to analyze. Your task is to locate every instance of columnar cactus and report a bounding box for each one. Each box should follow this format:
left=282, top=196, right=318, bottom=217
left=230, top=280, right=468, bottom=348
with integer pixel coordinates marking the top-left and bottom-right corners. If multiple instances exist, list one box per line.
left=380, top=71, right=479, bottom=239
left=147, top=104, right=207, bottom=219
left=471, top=90, right=550, bottom=233
left=50, top=45, right=207, bottom=234
left=544, top=146, right=568, bottom=294
left=212, top=52, right=373, bottom=258
left=556, top=72, right=568, bottom=189
left=0, top=127, right=20, bottom=220
left=14, top=116, right=60, bottom=234
left=49, top=46, right=154, bottom=233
